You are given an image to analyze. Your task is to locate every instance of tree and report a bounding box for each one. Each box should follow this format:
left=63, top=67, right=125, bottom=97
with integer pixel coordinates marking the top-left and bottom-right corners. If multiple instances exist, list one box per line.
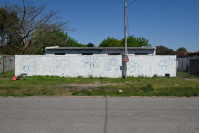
left=98, top=37, right=122, bottom=47
left=136, top=37, right=152, bottom=47
left=2, top=0, right=75, bottom=54
left=120, top=35, right=152, bottom=47
left=87, top=42, right=94, bottom=47
left=98, top=35, right=152, bottom=47
left=0, top=8, right=9, bottom=54
left=34, top=30, right=70, bottom=54
left=176, top=47, right=187, bottom=52
left=0, top=8, right=20, bottom=54
left=34, top=31, right=87, bottom=54
left=156, top=45, right=175, bottom=55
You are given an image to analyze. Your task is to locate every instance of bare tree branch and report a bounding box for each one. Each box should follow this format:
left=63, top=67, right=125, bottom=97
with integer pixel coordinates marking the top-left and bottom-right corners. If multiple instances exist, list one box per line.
left=2, top=0, right=76, bottom=54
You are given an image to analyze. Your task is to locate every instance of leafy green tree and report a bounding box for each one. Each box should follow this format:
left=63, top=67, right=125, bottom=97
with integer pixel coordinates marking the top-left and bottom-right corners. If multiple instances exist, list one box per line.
left=34, top=31, right=87, bottom=54
left=87, top=42, right=95, bottom=47
left=107, top=39, right=122, bottom=47
left=98, top=37, right=122, bottom=47
left=156, top=45, right=175, bottom=55
left=98, top=35, right=151, bottom=47
left=136, top=37, right=152, bottom=47
left=75, top=43, right=87, bottom=47
left=120, top=35, right=152, bottom=47
left=120, top=35, right=138, bottom=47
left=176, top=47, right=187, bottom=52
left=33, top=30, right=69, bottom=54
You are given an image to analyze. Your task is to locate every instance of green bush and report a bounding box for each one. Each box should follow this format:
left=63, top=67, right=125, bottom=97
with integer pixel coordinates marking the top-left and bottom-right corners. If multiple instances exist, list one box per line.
left=141, top=83, right=154, bottom=93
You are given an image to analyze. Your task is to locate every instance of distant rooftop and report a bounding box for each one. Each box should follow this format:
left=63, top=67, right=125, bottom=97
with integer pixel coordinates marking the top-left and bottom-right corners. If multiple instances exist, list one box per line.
left=45, top=46, right=156, bottom=50
left=176, top=51, right=189, bottom=57
left=188, top=51, right=199, bottom=55
left=176, top=51, right=199, bottom=57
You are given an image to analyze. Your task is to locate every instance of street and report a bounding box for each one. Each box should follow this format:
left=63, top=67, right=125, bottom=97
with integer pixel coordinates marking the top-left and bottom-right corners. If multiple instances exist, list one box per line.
left=0, top=97, right=198, bottom=133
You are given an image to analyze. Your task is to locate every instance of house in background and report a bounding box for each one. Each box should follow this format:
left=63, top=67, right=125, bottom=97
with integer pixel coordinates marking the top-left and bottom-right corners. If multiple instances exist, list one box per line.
left=176, top=51, right=199, bottom=75
left=45, top=46, right=156, bottom=55
left=188, top=51, right=199, bottom=59
left=176, top=51, right=189, bottom=58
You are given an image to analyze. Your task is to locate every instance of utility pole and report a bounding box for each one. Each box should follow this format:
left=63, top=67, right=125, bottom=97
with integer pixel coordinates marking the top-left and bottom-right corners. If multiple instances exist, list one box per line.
left=124, top=1, right=128, bottom=79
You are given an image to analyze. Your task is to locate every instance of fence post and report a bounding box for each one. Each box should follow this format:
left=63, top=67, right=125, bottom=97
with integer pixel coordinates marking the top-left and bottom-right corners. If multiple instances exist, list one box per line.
left=182, top=58, right=183, bottom=71
left=176, top=55, right=177, bottom=77
left=187, top=57, right=189, bottom=78
left=3, top=56, right=4, bottom=77
left=188, top=58, right=190, bottom=78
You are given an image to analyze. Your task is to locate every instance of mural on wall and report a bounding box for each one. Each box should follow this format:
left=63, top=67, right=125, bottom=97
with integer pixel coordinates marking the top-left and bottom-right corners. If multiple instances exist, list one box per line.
left=107, top=58, right=117, bottom=71
left=116, top=65, right=121, bottom=76
left=82, top=55, right=101, bottom=71
left=48, top=59, right=69, bottom=74
left=128, top=61, right=141, bottom=77
left=159, top=57, right=173, bottom=71
left=20, top=57, right=37, bottom=72
left=15, top=55, right=176, bottom=77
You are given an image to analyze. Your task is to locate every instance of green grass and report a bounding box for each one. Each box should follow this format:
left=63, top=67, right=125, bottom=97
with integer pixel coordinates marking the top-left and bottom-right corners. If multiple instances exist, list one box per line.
left=0, top=75, right=198, bottom=97
left=0, top=71, right=15, bottom=78
left=178, top=71, right=199, bottom=79
left=189, top=75, right=199, bottom=79
left=178, top=71, right=187, bottom=77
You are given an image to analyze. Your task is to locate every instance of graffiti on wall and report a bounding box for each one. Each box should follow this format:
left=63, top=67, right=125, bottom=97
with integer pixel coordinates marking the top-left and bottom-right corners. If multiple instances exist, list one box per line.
left=116, top=65, right=121, bottom=76
left=49, top=59, right=69, bottom=74
left=107, top=58, right=117, bottom=71
left=82, top=55, right=101, bottom=71
left=15, top=55, right=176, bottom=77
left=20, top=57, right=37, bottom=72
left=128, top=61, right=141, bottom=77
left=159, top=57, right=173, bottom=71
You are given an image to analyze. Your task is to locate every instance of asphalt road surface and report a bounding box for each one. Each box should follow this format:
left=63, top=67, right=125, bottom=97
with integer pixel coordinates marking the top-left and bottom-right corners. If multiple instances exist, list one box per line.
left=0, top=97, right=198, bottom=133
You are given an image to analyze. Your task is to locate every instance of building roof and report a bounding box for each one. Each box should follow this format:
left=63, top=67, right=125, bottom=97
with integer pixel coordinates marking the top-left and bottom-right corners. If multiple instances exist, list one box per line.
left=188, top=51, right=199, bottom=55
left=176, top=52, right=189, bottom=57
left=45, top=46, right=156, bottom=50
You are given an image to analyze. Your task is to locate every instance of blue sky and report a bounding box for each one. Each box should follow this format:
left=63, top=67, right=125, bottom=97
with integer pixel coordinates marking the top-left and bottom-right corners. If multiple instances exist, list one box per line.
left=4, top=0, right=199, bottom=52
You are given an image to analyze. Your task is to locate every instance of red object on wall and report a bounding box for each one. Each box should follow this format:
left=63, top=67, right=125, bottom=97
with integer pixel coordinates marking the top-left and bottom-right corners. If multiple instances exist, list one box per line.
left=4, top=56, right=6, bottom=59
left=123, top=58, right=129, bottom=62
left=0, top=62, right=1, bottom=65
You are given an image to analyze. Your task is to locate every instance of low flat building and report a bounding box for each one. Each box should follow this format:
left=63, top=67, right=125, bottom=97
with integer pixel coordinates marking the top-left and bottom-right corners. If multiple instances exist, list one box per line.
left=45, top=46, right=156, bottom=55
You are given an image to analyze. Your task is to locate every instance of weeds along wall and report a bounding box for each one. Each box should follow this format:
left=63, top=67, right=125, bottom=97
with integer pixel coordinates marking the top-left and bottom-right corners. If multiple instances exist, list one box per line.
left=15, top=55, right=176, bottom=77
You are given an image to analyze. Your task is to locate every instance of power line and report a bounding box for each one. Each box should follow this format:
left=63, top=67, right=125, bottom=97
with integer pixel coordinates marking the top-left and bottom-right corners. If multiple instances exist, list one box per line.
left=127, top=13, right=130, bottom=37
left=117, top=31, right=124, bottom=39
left=127, top=31, right=130, bottom=37
left=126, top=0, right=136, bottom=7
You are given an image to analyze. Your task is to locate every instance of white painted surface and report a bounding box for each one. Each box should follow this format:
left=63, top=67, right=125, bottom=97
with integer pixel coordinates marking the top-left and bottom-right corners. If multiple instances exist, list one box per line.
left=15, top=55, right=176, bottom=77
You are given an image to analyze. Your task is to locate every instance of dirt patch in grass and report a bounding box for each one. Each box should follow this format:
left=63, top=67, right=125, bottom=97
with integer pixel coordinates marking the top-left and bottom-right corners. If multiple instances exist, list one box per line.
left=181, top=78, right=199, bottom=82
left=0, top=77, right=11, bottom=80
left=55, top=83, right=121, bottom=89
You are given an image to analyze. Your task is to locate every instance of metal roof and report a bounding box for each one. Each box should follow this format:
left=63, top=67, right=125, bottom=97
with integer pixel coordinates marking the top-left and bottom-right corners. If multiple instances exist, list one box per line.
left=45, top=46, right=156, bottom=50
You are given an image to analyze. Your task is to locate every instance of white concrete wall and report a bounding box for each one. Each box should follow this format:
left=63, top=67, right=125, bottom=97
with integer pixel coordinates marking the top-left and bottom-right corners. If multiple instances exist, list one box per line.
left=127, top=55, right=176, bottom=77
left=15, top=55, right=176, bottom=77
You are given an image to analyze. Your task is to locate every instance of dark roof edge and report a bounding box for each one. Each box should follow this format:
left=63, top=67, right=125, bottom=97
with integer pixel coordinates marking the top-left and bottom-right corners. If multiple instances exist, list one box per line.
left=45, top=46, right=156, bottom=50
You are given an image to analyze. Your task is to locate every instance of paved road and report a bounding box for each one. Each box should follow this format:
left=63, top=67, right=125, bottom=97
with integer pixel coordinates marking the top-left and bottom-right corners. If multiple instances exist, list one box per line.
left=0, top=97, right=198, bottom=133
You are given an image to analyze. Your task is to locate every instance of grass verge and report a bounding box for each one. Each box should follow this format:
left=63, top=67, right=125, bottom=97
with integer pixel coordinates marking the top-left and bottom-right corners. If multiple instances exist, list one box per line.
left=0, top=75, right=198, bottom=97
left=178, top=71, right=199, bottom=79
left=0, top=71, right=15, bottom=78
